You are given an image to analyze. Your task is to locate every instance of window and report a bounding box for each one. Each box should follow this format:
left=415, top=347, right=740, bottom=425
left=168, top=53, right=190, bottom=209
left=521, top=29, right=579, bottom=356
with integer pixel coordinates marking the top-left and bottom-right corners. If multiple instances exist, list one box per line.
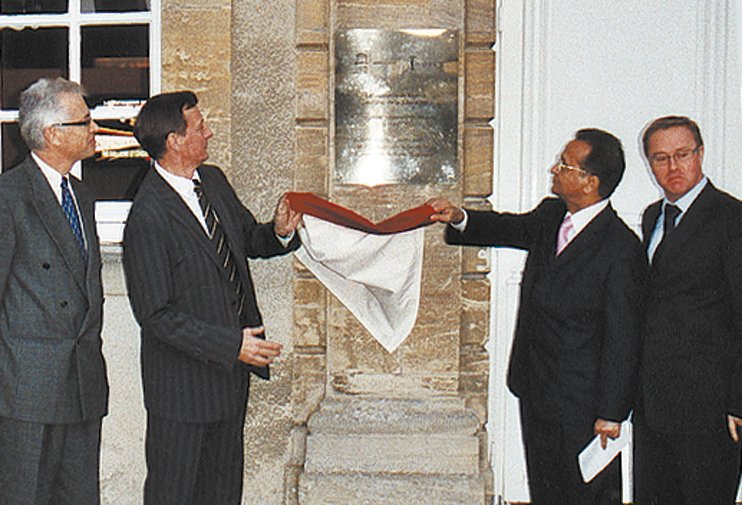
left=0, top=0, right=161, bottom=243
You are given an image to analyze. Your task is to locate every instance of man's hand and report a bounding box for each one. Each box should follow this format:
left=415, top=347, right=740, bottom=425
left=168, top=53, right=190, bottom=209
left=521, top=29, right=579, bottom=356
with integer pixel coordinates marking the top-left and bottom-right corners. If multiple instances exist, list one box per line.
left=238, top=326, right=282, bottom=367
left=274, top=194, right=302, bottom=238
left=594, top=418, right=621, bottom=449
left=728, top=414, right=742, bottom=441
left=426, top=198, right=465, bottom=225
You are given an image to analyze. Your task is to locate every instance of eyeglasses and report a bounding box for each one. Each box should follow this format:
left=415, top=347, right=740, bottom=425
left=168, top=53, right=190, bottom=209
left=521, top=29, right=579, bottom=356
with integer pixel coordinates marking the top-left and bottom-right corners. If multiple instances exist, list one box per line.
left=649, top=146, right=700, bottom=169
left=553, top=160, right=590, bottom=176
left=51, top=117, right=93, bottom=128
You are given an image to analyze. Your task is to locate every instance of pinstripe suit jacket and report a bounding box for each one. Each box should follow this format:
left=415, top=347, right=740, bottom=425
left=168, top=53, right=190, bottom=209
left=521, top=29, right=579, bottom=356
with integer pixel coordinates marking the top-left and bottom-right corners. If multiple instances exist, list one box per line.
left=0, top=156, right=108, bottom=424
left=123, top=164, right=299, bottom=423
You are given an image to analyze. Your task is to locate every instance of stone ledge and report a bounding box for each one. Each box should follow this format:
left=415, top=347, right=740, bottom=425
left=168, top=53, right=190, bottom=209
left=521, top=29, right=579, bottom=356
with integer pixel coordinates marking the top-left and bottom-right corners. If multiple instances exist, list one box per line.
left=305, top=433, right=479, bottom=474
left=299, top=473, right=485, bottom=505
left=307, top=397, right=479, bottom=435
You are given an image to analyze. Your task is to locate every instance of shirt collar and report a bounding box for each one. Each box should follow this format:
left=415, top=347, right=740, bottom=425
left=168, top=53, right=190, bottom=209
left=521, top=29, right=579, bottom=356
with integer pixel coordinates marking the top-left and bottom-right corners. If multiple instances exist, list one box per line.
left=663, top=176, right=707, bottom=215
left=154, top=161, right=201, bottom=197
left=565, top=199, right=609, bottom=236
left=32, top=151, right=64, bottom=187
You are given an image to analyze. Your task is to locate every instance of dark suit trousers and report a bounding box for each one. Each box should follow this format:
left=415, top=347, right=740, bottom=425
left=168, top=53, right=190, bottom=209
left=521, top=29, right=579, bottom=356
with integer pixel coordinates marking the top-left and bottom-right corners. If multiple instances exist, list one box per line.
left=0, top=416, right=102, bottom=505
left=520, top=399, right=622, bottom=505
left=144, top=408, right=247, bottom=505
left=634, top=413, right=741, bottom=505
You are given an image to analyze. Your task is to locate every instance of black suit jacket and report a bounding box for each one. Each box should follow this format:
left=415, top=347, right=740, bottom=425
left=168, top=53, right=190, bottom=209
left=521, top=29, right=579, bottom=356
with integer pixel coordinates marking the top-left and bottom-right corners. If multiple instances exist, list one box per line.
left=447, top=198, right=645, bottom=423
left=0, top=156, right=108, bottom=424
left=123, top=164, right=299, bottom=423
left=640, top=182, right=742, bottom=434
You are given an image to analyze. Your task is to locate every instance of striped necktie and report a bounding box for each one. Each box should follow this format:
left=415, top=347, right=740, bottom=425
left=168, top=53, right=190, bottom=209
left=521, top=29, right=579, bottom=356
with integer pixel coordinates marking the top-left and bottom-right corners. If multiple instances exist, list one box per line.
left=61, top=177, right=87, bottom=261
left=193, top=179, right=246, bottom=316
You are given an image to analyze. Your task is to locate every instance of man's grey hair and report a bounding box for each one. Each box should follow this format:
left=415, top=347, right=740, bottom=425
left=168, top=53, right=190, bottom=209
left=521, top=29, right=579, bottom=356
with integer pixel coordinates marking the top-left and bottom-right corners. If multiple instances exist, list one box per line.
left=19, top=78, right=87, bottom=151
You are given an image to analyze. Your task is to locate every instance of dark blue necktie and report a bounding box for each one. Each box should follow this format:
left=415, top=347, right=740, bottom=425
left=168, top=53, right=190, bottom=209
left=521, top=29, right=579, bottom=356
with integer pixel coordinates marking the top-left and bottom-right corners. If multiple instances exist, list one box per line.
left=61, top=177, right=87, bottom=261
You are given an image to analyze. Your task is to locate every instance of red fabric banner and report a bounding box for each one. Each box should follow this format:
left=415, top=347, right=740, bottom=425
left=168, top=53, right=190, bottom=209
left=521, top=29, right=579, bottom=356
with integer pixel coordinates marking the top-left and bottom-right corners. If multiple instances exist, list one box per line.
left=286, top=192, right=436, bottom=235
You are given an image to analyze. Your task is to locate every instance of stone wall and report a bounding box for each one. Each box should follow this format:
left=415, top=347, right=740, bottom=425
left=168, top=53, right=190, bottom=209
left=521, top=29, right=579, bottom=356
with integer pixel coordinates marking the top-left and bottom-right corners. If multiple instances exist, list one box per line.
left=100, top=1, right=496, bottom=503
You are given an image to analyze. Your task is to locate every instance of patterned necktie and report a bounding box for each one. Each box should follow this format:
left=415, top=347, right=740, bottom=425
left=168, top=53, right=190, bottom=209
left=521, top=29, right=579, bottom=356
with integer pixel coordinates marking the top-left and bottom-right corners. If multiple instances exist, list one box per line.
left=193, top=179, right=246, bottom=316
left=61, top=177, right=87, bottom=261
left=662, top=204, right=681, bottom=242
left=556, top=215, right=573, bottom=255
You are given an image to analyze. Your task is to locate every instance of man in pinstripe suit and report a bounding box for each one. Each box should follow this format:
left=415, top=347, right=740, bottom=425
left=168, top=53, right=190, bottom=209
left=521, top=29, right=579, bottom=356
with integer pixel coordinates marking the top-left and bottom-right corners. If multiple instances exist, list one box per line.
left=123, top=91, right=301, bottom=505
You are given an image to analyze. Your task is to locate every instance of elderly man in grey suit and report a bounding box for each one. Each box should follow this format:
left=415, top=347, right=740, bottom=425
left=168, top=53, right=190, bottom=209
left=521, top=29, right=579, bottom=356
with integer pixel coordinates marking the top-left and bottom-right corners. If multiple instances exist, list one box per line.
left=0, top=78, right=108, bottom=504
left=123, top=90, right=302, bottom=504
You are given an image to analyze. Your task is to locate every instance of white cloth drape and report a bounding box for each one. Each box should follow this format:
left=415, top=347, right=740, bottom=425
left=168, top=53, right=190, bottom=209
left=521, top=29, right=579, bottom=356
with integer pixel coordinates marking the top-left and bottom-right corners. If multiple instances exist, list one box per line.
left=296, top=215, right=425, bottom=353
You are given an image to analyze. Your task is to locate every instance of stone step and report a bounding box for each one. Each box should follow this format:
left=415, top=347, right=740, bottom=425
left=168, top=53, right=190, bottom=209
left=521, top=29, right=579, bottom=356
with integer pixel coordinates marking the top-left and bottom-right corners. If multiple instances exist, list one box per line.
left=307, top=396, right=481, bottom=436
left=298, top=473, right=486, bottom=505
left=305, top=433, right=480, bottom=475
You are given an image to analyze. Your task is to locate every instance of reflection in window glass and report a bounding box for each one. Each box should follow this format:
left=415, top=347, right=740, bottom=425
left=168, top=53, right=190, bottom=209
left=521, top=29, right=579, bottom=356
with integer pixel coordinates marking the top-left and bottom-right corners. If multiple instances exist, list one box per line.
left=81, top=0, right=149, bottom=13
left=81, top=25, right=149, bottom=106
left=83, top=118, right=150, bottom=201
left=1, top=0, right=68, bottom=14
left=1, top=122, right=28, bottom=173
left=1, top=27, right=69, bottom=110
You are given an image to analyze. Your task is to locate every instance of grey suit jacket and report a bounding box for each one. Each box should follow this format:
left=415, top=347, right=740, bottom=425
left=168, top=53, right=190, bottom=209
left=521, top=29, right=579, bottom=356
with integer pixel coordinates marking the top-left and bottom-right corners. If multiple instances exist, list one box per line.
left=123, top=164, right=299, bottom=423
left=0, top=156, right=108, bottom=424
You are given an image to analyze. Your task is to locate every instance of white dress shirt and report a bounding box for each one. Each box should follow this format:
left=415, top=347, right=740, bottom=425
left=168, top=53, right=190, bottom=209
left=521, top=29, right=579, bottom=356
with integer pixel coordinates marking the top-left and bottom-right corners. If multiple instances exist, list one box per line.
left=647, top=176, right=708, bottom=262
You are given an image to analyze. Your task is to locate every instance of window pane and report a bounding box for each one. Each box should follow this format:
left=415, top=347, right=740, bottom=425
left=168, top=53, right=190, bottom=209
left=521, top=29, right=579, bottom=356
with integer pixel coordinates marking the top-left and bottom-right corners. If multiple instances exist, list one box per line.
left=83, top=118, right=149, bottom=200
left=81, top=0, right=149, bottom=13
left=1, top=0, right=68, bottom=14
left=1, top=27, right=69, bottom=110
left=81, top=25, right=149, bottom=107
left=1, top=122, right=28, bottom=172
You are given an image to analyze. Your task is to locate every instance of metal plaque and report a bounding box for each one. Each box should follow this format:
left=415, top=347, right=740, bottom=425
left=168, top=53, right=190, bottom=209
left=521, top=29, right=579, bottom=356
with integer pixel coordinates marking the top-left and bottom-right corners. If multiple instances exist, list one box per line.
left=334, top=29, right=459, bottom=186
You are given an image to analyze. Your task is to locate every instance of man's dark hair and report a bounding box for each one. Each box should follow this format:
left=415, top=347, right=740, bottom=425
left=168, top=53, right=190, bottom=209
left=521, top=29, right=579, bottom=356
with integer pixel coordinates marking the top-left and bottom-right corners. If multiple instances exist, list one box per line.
left=134, top=91, right=198, bottom=160
left=575, top=128, right=626, bottom=199
left=641, top=115, right=704, bottom=158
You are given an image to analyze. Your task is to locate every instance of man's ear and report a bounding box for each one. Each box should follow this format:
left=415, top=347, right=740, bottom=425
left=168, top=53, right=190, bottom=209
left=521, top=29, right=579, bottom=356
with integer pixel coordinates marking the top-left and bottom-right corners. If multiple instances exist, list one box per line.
left=583, top=173, right=601, bottom=196
left=166, top=131, right=181, bottom=153
left=42, top=125, right=58, bottom=150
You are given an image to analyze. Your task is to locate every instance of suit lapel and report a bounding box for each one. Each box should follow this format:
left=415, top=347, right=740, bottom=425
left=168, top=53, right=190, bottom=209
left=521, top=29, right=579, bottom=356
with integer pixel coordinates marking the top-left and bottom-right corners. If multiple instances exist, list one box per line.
left=24, top=160, right=88, bottom=291
left=652, top=184, right=716, bottom=265
left=148, top=169, right=226, bottom=272
left=552, top=204, right=615, bottom=265
left=642, top=201, right=662, bottom=251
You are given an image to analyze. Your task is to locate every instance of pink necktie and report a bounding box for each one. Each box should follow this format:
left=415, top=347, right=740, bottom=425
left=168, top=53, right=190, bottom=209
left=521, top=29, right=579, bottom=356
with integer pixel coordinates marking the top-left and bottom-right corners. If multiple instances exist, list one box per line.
left=556, top=215, right=573, bottom=255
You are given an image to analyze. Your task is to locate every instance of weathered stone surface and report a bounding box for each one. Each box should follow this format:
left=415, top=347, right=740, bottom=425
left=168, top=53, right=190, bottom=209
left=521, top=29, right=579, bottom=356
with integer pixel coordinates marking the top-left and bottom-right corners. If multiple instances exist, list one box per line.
left=463, top=124, right=494, bottom=197
left=161, top=5, right=232, bottom=171
left=297, top=0, right=330, bottom=45
left=299, top=474, right=486, bottom=505
left=307, top=396, right=479, bottom=435
left=465, top=0, right=497, bottom=46
left=305, top=434, right=479, bottom=474
left=295, top=126, right=329, bottom=194
left=294, top=277, right=327, bottom=348
left=465, top=50, right=496, bottom=120
left=336, top=0, right=463, bottom=30
left=296, top=49, right=329, bottom=121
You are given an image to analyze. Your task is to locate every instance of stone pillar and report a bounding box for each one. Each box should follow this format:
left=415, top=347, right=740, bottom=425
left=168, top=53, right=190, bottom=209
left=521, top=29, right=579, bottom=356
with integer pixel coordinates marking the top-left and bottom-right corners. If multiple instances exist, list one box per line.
left=292, top=1, right=496, bottom=503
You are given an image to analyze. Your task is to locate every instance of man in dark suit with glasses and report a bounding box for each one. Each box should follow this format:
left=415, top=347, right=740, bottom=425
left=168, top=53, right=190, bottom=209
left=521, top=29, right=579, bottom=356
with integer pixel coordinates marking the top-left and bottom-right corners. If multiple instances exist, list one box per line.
left=634, top=115, right=742, bottom=504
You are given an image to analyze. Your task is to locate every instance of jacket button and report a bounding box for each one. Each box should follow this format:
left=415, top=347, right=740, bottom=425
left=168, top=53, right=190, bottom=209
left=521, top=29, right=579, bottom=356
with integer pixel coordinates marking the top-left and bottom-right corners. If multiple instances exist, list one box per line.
left=60, top=301, right=68, bottom=308
left=42, top=262, right=51, bottom=270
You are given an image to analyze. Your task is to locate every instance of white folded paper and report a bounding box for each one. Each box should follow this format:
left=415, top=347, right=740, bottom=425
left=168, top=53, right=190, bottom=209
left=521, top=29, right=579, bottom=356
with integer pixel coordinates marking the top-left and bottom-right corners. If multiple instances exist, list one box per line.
left=578, top=419, right=632, bottom=483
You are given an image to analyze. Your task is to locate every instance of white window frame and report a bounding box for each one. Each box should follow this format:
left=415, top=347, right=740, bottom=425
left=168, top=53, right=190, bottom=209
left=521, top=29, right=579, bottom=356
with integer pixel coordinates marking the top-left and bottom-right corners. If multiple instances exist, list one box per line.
left=0, top=0, right=161, bottom=243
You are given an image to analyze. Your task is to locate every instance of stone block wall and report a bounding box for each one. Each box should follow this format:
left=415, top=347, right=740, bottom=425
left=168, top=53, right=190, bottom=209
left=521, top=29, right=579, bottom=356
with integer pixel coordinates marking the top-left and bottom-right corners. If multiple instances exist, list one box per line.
left=153, top=0, right=496, bottom=502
